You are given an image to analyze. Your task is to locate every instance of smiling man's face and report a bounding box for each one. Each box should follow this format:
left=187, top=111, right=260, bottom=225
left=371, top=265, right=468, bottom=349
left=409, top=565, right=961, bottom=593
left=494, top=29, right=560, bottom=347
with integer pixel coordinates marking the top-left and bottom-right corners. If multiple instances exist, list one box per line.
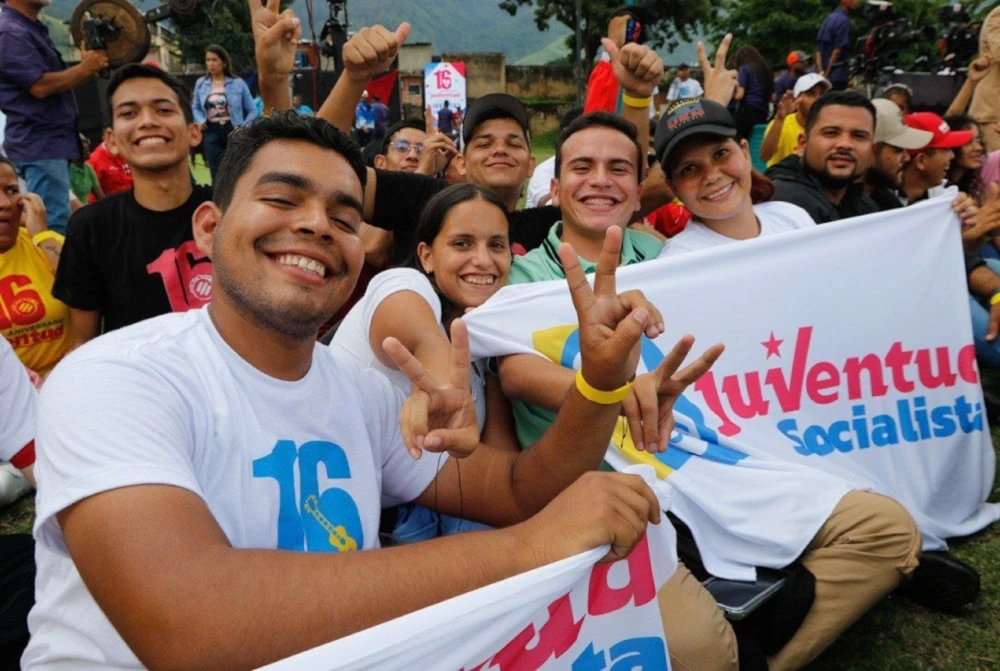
left=108, top=77, right=201, bottom=172
left=552, top=125, right=641, bottom=239
left=196, top=139, right=365, bottom=340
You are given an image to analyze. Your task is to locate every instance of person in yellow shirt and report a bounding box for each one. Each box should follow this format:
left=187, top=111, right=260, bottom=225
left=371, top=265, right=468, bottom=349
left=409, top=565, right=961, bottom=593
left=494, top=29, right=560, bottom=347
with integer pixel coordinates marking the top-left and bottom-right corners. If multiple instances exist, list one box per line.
left=760, top=73, right=830, bottom=167
left=0, top=157, right=72, bottom=377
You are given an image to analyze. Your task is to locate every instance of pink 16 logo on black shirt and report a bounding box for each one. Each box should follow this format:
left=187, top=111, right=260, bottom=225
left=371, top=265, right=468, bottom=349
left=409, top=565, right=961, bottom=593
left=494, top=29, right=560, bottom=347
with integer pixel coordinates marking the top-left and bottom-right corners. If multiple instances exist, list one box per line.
left=146, top=240, right=213, bottom=312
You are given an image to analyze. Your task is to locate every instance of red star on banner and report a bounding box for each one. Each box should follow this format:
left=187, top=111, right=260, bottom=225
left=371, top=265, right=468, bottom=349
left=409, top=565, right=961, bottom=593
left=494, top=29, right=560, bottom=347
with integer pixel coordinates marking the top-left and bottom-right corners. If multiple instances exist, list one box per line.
left=762, top=331, right=783, bottom=359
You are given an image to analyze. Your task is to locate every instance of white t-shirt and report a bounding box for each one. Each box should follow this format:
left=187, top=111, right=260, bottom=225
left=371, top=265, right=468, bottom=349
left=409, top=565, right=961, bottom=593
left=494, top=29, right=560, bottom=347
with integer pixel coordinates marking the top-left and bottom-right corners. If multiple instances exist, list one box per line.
left=24, top=308, right=444, bottom=670
left=331, top=268, right=487, bottom=431
left=659, top=201, right=815, bottom=258
left=525, top=156, right=556, bottom=209
left=666, top=77, right=704, bottom=102
left=0, top=338, right=35, bottom=463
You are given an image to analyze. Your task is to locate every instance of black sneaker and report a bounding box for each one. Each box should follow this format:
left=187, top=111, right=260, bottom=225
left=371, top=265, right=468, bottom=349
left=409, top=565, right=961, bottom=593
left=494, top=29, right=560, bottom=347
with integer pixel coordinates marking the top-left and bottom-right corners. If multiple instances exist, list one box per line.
left=895, top=551, right=980, bottom=611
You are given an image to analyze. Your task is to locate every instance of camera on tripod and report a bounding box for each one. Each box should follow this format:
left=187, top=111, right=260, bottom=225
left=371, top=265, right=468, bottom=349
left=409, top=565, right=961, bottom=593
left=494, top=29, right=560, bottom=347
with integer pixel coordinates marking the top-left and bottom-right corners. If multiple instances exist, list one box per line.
left=319, top=0, right=348, bottom=57
left=81, top=12, right=120, bottom=51
left=851, top=1, right=934, bottom=79
left=935, top=3, right=981, bottom=71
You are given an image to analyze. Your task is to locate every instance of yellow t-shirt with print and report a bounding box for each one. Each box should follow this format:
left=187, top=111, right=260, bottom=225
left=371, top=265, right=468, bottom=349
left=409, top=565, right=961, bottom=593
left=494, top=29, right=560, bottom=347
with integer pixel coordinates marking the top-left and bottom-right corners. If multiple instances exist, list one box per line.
left=764, top=114, right=805, bottom=168
left=0, top=228, right=72, bottom=375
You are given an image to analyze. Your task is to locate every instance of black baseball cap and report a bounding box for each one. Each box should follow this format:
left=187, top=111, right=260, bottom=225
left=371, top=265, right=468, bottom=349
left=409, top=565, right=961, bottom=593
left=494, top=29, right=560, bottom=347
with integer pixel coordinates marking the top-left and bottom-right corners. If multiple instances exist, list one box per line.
left=380, top=119, right=426, bottom=154
left=654, top=98, right=738, bottom=171
left=461, top=93, right=530, bottom=147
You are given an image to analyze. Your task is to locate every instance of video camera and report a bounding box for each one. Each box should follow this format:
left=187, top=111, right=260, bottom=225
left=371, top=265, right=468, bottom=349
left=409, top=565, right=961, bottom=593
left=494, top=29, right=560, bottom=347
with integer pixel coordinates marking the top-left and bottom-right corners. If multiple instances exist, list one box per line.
left=319, top=0, right=348, bottom=57
left=935, top=3, right=981, bottom=71
left=72, top=0, right=208, bottom=70
left=851, top=1, right=934, bottom=79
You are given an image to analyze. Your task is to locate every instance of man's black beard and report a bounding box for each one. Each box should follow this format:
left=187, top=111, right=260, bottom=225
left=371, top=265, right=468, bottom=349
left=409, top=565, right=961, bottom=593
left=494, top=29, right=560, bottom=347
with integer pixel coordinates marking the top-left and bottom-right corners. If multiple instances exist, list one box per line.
left=803, top=157, right=859, bottom=190
left=866, top=165, right=901, bottom=191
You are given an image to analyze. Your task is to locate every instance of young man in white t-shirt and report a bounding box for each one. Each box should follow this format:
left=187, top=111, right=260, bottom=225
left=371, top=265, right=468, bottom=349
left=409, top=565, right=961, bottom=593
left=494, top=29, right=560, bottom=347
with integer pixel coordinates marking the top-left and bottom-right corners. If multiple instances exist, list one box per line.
left=665, top=64, right=705, bottom=104
left=23, top=111, right=671, bottom=670
left=0, top=337, right=36, bottom=499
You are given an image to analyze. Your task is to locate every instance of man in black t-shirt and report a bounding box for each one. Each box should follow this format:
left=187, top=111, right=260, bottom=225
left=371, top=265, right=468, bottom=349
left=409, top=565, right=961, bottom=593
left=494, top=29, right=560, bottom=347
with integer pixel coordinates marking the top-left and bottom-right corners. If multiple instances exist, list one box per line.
left=54, top=64, right=211, bottom=347
left=370, top=93, right=557, bottom=261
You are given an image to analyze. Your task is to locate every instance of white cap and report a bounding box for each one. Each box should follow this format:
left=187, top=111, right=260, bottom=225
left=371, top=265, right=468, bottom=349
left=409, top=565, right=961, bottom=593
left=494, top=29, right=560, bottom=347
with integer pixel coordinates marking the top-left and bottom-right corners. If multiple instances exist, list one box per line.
left=872, top=99, right=934, bottom=149
left=794, top=73, right=831, bottom=98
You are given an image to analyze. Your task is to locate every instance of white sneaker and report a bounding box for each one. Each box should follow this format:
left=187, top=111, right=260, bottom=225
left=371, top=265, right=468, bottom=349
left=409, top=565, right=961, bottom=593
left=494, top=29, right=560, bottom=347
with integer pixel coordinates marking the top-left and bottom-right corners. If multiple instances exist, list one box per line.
left=0, top=463, right=32, bottom=507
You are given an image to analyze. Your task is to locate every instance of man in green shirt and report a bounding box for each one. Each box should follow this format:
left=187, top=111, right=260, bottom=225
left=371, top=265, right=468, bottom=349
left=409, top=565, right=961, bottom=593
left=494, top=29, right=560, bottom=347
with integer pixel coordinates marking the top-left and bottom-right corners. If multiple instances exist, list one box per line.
left=498, top=110, right=737, bottom=670
left=501, top=111, right=719, bottom=452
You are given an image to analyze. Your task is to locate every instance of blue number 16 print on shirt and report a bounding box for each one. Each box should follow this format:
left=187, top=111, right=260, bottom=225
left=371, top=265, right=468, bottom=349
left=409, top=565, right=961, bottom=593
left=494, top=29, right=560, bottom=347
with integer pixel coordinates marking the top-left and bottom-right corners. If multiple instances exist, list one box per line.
left=253, top=440, right=364, bottom=552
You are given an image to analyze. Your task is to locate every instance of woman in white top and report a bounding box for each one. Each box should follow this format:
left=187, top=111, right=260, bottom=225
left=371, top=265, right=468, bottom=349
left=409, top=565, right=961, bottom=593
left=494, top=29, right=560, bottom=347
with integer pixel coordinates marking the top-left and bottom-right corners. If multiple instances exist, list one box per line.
left=332, top=183, right=519, bottom=540
left=654, top=98, right=815, bottom=258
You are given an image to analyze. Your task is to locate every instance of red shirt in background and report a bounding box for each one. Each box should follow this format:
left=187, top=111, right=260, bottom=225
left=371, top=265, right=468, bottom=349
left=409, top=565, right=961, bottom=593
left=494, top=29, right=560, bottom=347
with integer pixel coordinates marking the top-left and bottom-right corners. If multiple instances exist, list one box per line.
left=86, top=142, right=133, bottom=202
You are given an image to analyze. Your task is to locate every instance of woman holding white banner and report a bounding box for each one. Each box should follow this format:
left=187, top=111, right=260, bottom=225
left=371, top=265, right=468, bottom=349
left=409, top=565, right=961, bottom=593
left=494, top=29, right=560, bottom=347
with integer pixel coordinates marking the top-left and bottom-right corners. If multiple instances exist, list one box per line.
left=651, top=98, right=977, bottom=669
left=654, top=98, right=816, bottom=257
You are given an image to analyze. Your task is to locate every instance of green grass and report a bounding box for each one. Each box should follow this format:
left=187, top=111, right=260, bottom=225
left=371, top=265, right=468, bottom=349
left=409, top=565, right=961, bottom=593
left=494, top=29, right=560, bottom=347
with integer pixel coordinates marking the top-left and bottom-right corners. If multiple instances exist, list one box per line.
left=3, top=372, right=998, bottom=668
left=190, top=157, right=212, bottom=187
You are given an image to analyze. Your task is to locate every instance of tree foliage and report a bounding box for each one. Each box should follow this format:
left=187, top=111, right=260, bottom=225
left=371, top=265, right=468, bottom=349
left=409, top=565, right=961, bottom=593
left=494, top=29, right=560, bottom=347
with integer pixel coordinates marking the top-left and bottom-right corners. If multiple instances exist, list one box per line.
left=708, top=0, right=976, bottom=71
left=498, top=0, right=717, bottom=70
left=174, top=0, right=263, bottom=73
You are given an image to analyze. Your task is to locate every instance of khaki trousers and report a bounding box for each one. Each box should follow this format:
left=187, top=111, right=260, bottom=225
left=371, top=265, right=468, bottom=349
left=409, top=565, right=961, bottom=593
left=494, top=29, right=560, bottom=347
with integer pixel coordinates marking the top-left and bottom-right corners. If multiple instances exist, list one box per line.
left=658, top=490, right=921, bottom=671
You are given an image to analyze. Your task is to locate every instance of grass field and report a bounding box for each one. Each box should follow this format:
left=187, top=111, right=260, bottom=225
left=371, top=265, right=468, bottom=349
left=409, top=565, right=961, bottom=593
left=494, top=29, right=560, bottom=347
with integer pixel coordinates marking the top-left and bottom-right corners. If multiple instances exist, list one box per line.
left=2, top=137, right=998, bottom=668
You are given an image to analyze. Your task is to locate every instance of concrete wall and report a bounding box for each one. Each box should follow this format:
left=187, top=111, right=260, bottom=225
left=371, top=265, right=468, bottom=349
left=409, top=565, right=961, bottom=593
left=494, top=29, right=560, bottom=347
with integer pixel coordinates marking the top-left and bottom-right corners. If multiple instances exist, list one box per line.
left=399, top=43, right=433, bottom=75
left=524, top=101, right=577, bottom=137
left=442, top=52, right=506, bottom=98
left=505, top=64, right=576, bottom=100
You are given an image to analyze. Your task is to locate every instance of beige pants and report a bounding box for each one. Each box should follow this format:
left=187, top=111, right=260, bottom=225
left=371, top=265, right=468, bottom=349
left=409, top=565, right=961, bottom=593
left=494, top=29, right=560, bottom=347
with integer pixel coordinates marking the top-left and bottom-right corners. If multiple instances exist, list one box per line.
left=658, top=490, right=921, bottom=671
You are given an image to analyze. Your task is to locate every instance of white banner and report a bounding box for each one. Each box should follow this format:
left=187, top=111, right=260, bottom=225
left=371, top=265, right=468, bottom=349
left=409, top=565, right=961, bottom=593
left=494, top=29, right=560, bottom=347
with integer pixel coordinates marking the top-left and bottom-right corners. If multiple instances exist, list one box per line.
left=261, top=466, right=676, bottom=670
left=424, top=62, right=467, bottom=117
left=464, top=194, right=1000, bottom=579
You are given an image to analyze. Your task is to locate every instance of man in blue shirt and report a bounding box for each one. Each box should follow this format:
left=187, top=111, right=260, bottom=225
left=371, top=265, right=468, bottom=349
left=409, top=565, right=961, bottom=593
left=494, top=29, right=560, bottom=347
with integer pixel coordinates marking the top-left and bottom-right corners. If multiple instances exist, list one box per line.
left=815, top=0, right=857, bottom=91
left=353, top=90, right=375, bottom=145
left=0, top=0, right=107, bottom=233
left=436, top=100, right=454, bottom=139
left=773, top=50, right=814, bottom=103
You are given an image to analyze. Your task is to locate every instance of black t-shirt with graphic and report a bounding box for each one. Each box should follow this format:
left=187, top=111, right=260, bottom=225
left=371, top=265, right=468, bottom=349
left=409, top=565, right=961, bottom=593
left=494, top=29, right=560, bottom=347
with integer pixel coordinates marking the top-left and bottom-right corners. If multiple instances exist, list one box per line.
left=53, top=186, right=214, bottom=333
left=371, top=169, right=558, bottom=264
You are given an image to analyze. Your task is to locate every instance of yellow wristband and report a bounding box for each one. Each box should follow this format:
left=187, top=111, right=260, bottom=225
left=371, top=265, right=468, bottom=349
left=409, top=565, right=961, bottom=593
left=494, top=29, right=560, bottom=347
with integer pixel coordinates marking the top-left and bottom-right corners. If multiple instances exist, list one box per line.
left=990, top=292, right=1000, bottom=307
left=622, top=93, right=653, bottom=109
left=575, top=369, right=632, bottom=405
left=32, top=230, right=62, bottom=246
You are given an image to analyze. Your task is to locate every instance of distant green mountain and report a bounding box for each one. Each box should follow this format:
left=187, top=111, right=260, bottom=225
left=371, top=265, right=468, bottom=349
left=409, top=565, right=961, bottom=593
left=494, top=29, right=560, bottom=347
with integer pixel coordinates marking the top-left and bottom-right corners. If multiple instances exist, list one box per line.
left=292, top=0, right=570, bottom=63
left=514, top=35, right=569, bottom=66
left=45, top=0, right=570, bottom=63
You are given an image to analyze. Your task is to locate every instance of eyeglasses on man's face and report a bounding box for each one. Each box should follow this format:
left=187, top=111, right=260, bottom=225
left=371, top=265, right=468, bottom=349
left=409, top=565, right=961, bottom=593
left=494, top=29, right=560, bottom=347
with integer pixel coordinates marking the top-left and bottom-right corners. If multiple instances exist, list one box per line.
left=390, top=139, right=424, bottom=155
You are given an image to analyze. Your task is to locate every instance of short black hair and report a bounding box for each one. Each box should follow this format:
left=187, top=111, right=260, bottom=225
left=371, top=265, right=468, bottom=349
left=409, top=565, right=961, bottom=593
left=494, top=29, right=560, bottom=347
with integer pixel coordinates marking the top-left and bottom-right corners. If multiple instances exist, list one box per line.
left=677, top=63, right=690, bottom=70
left=554, top=111, right=643, bottom=184
left=214, top=111, right=366, bottom=212
left=804, top=90, right=877, bottom=135
left=107, top=64, right=194, bottom=124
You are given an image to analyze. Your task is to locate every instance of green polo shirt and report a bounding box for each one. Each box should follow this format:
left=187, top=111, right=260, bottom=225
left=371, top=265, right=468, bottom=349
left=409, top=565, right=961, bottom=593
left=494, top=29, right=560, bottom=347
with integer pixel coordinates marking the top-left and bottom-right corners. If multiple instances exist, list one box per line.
left=508, top=221, right=663, bottom=447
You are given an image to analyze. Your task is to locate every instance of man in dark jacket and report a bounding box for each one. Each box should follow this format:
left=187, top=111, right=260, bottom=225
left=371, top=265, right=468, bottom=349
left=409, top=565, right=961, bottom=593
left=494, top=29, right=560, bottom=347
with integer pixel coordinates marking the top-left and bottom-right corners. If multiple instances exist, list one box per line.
left=767, top=90, right=878, bottom=223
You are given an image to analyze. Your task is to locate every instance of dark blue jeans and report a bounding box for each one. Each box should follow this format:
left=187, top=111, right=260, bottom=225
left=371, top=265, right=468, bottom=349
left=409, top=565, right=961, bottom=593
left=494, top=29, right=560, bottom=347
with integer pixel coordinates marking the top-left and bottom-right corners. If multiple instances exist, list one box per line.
left=203, top=122, right=234, bottom=184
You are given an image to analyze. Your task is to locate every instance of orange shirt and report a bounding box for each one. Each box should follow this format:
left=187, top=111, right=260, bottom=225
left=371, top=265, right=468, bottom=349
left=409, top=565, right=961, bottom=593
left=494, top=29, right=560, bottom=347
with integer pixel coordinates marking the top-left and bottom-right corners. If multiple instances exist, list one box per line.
left=0, top=228, right=72, bottom=375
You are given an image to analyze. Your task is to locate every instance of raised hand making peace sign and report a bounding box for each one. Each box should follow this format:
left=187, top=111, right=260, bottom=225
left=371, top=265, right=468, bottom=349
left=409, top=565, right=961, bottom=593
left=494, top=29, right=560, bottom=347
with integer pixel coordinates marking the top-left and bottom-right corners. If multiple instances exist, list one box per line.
left=247, top=0, right=302, bottom=79
left=383, top=319, right=479, bottom=460
left=558, top=225, right=655, bottom=393
left=699, top=33, right=738, bottom=107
